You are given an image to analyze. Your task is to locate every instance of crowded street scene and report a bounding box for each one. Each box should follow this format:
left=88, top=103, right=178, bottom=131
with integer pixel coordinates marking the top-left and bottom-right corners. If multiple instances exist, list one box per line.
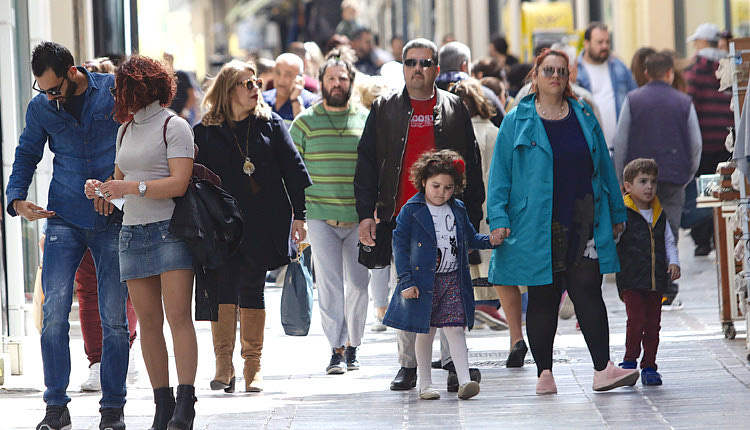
left=0, top=0, right=749, bottom=429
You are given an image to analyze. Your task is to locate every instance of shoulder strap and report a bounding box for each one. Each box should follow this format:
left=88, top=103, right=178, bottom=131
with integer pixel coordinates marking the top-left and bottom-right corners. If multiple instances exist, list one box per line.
left=163, top=115, right=175, bottom=148
left=118, top=120, right=133, bottom=147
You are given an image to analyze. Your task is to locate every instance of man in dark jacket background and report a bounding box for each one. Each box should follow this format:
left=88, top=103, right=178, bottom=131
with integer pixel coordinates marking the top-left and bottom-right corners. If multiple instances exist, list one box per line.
left=354, top=37, right=485, bottom=392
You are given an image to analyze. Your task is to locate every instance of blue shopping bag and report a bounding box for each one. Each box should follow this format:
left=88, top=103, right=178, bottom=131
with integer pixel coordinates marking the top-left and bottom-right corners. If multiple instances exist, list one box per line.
left=280, top=244, right=313, bottom=336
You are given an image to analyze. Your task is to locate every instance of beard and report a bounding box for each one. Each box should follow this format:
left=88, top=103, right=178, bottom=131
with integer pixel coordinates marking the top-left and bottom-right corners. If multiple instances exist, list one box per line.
left=60, top=79, right=78, bottom=105
left=590, top=48, right=610, bottom=63
left=322, top=85, right=351, bottom=107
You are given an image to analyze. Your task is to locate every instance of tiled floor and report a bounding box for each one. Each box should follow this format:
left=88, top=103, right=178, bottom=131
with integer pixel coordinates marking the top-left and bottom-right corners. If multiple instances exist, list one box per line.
left=2, top=231, right=749, bottom=429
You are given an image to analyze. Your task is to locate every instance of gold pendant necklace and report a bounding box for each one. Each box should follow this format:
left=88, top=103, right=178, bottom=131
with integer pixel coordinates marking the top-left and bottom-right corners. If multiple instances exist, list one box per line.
left=231, top=121, right=255, bottom=176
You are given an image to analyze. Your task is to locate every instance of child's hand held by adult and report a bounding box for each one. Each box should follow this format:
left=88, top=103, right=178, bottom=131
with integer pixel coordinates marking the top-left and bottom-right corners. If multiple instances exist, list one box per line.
left=401, top=286, right=419, bottom=299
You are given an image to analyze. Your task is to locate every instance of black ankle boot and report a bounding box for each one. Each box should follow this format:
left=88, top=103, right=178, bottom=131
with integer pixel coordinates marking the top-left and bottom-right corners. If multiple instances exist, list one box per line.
left=149, top=387, right=175, bottom=430
left=167, top=384, right=196, bottom=430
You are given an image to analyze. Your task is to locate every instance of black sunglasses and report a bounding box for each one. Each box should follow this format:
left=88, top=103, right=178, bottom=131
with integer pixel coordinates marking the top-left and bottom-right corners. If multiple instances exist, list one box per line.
left=403, top=58, right=435, bottom=68
left=238, top=77, right=263, bottom=90
left=32, top=76, right=66, bottom=96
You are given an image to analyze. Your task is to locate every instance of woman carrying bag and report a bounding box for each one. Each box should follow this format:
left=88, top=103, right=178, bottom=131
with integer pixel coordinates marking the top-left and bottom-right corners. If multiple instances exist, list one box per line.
left=87, top=55, right=197, bottom=430
left=194, top=60, right=312, bottom=393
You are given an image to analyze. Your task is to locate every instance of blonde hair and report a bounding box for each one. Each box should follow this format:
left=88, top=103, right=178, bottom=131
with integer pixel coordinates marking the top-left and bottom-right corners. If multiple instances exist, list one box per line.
left=201, top=60, right=271, bottom=126
left=355, top=75, right=391, bottom=109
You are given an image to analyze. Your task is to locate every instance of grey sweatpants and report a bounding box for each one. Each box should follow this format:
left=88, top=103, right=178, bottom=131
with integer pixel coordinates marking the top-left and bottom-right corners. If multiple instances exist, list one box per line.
left=308, top=220, right=371, bottom=349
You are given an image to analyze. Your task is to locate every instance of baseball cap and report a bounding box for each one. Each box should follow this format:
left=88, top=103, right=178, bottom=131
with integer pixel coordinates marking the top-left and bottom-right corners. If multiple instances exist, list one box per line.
left=687, top=23, right=720, bottom=43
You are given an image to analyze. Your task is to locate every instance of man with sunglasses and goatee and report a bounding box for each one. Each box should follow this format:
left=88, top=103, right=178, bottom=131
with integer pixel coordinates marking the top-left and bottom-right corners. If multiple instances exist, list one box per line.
left=354, top=37, right=485, bottom=392
left=6, top=41, right=129, bottom=430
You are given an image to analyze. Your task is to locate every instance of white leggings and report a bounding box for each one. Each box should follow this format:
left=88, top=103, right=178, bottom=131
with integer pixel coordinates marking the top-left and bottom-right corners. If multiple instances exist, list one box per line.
left=415, top=326, right=469, bottom=390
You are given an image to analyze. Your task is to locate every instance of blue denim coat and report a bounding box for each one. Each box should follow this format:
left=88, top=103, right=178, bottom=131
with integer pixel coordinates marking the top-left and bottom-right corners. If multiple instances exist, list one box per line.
left=576, top=53, right=638, bottom=122
left=383, top=193, right=495, bottom=334
left=6, top=68, right=120, bottom=229
left=487, top=94, right=626, bottom=287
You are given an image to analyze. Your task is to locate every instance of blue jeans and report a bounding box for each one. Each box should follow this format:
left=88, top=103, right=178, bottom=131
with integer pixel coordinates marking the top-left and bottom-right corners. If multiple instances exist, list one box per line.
left=42, top=217, right=129, bottom=408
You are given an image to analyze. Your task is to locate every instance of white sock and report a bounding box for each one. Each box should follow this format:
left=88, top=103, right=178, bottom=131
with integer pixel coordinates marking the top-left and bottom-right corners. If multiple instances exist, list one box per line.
left=442, top=326, right=470, bottom=385
left=415, top=328, right=437, bottom=391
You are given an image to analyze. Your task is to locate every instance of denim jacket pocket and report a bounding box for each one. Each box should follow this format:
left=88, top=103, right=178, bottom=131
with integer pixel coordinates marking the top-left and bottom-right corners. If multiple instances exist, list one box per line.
left=158, top=222, right=177, bottom=243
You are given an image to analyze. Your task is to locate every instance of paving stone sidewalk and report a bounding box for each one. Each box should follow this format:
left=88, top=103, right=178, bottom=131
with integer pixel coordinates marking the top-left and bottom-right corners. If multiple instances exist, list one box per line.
left=2, top=232, right=749, bottom=429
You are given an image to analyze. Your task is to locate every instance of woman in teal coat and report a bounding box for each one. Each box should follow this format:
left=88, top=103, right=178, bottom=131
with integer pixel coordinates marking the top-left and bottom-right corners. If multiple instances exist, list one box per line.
left=486, top=49, right=639, bottom=395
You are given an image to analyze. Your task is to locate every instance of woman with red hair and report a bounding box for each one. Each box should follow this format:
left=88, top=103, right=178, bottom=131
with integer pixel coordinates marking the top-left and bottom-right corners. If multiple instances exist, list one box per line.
left=86, top=55, right=197, bottom=430
left=486, top=49, right=638, bottom=395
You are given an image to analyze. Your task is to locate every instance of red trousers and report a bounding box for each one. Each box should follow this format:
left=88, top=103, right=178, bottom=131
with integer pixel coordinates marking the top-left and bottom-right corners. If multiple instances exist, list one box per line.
left=76, top=250, right=138, bottom=366
left=622, top=289, right=662, bottom=370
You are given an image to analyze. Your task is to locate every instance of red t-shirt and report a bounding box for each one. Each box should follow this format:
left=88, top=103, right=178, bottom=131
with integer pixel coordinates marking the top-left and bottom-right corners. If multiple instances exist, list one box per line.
left=395, top=95, right=437, bottom=213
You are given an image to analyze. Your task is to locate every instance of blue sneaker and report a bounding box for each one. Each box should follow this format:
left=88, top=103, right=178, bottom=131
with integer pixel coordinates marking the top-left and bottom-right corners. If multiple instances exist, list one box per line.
left=641, top=367, right=662, bottom=385
left=618, top=360, right=637, bottom=369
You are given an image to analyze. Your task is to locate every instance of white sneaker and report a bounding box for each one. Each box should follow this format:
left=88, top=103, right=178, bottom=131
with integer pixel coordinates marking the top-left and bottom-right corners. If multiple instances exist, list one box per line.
left=127, top=352, right=139, bottom=385
left=81, top=362, right=101, bottom=391
left=662, top=298, right=683, bottom=311
left=371, top=316, right=387, bottom=332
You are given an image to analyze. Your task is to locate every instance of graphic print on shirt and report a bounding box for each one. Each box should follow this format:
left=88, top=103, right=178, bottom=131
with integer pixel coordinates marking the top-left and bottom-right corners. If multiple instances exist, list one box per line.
left=429, top=203, right=459, bottom=273
left=410, top=113, right=434, bottom=129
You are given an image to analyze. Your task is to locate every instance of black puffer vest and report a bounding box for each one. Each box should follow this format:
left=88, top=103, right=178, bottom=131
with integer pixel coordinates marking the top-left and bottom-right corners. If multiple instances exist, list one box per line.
left=616, top=195, right=669, bottom=295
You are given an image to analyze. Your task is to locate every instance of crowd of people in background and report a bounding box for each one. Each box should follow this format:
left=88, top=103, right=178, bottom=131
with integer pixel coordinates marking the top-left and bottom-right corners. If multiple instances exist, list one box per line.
left=6, top=0, right=738, bottom=426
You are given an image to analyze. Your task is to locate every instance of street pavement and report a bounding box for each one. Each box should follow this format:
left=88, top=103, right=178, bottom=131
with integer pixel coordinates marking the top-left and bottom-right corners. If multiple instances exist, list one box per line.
left=1, top=231, right=749, bottom=429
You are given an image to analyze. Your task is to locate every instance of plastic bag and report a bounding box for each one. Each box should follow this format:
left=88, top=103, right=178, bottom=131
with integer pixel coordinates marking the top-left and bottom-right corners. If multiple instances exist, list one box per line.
left=280, top=244, right=313, bottom=336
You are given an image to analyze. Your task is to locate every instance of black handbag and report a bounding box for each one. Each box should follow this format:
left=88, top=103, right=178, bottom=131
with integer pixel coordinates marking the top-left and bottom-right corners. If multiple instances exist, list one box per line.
left=358, top=221, right=395, bottom=269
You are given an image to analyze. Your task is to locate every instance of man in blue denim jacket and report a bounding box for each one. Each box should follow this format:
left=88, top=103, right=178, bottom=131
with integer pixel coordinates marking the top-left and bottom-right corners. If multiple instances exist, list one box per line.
left=576, top=22, right=638, bottom=155
left=5, top=42, right=129, bottom=430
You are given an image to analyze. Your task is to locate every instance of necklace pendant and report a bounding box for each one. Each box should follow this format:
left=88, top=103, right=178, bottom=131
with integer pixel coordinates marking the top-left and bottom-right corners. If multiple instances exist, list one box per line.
left=243, top=157, right=255, bottom=175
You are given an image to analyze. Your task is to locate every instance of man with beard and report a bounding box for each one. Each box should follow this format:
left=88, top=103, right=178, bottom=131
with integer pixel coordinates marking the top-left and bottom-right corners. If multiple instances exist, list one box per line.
left=577, top=22, right=637, bottom=154
left=354, top=38, right=485, bottom=393
left=6, top=41, right=129, bottom=430
left=289, top=50, right=371, bottom=374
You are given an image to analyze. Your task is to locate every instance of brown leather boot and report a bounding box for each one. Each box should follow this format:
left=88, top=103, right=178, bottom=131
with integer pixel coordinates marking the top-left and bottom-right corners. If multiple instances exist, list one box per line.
left=240, top=308, right=265, bottom=392
left=210, top=304, right=237, bottom=393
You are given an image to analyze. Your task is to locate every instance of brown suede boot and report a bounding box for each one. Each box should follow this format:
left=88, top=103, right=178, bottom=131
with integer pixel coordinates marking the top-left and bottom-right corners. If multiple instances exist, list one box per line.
left=210, top=304, right=237, bottom=393
left=240, top=308, right=265, bottom=392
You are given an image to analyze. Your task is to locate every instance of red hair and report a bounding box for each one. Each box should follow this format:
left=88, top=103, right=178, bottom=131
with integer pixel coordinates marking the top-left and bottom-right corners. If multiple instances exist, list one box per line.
left=529, top=48, right=577, bottom=100
left=113, top=55, right=176, bottom=123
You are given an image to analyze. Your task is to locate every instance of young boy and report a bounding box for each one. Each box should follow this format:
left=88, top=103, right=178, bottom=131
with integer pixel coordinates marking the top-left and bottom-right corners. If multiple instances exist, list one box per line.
left=616, top=159, right=681, bottom=386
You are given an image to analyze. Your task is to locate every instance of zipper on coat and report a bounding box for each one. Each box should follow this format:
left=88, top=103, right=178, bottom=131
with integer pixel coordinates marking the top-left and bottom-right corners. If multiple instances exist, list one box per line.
left=649, top=222, right=656, bottom=290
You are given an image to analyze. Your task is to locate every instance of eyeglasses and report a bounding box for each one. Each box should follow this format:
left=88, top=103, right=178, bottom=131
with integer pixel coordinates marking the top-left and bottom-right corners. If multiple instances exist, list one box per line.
left=540, top=66, right=569, bottom=78
left=238, top=77, right=263, bottom=90
left=32, top=76, right=66, bottom=96
left=109, top=86, right=117, bottom=97
left=403, top=58, right=435, bottom=68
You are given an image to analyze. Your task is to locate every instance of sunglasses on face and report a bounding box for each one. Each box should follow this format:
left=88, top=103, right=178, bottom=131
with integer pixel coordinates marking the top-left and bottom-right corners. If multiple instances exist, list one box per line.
left=540, top=66, right=569, bottom=78
left=238, top=77, right=263, bottom=90
left=403, top=58, right=435, bottom=68
left=33, top=76, right=66, bottom=96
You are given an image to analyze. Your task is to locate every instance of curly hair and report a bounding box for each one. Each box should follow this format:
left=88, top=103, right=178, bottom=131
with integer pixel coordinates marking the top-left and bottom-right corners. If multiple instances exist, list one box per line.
left=409, top=150, right=466, bottom=194
left=113, top=55, right=176, bottom=123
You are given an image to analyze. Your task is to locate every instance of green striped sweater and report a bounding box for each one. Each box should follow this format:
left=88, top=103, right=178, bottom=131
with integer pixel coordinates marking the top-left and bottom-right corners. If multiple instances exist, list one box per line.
left=289, top=102, right=369, bottom=223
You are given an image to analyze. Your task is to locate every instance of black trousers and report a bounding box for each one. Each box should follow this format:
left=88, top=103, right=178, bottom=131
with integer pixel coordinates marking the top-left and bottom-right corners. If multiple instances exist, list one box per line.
left=526, top=258, right=610, bottom=376
left=215, top=252, right=267, bottom=309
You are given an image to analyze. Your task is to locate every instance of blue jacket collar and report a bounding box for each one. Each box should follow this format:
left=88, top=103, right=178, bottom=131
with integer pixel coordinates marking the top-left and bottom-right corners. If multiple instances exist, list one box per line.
left=515, top=92, right=588, bottom=120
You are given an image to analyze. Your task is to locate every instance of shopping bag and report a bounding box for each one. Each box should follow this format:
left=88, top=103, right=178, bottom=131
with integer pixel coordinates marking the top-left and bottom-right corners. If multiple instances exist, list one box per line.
left=280, top=243, right=313, bottom=336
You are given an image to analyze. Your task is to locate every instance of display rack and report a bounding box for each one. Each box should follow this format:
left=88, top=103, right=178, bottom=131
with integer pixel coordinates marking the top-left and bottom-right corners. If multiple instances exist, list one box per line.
left=727, top=39, right=750, bottom=359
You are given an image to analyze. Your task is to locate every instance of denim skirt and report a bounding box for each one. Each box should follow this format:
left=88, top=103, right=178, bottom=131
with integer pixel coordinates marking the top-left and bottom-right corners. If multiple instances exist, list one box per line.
left=119, top=219, right=193, bottom=281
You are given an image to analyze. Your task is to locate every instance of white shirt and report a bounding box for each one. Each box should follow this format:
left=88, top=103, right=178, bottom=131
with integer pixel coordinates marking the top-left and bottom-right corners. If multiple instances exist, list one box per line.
left=426, top=202, right=458, bottom=273
left=582, top=61, right=617, bottom=151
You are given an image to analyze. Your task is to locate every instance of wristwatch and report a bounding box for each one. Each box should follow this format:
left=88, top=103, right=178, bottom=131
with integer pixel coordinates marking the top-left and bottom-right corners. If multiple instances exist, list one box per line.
left=138, top=181, right=147, bottom=197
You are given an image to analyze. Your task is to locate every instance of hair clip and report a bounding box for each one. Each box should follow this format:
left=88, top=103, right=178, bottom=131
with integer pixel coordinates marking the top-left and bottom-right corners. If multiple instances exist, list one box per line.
left=452, top=159, right=465, bottom=175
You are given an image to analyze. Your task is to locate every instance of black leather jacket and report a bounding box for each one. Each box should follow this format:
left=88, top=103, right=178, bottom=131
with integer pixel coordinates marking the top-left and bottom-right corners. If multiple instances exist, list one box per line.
left=354, top=86, right=485, bottom=228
